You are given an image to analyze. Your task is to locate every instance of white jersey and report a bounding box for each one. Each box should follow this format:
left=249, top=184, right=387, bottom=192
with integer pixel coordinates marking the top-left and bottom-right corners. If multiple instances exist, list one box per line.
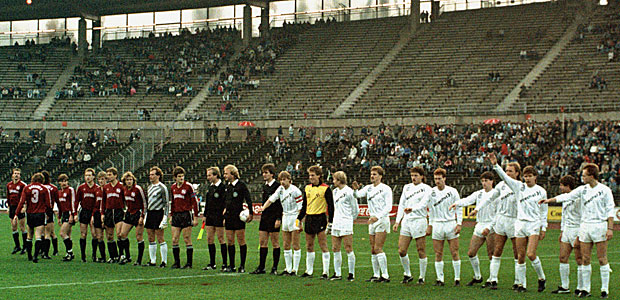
left=396, top=182, right=431, bottom=223
left=428, top=185, right=462, bottom=225
left=556, top=182, right=614, bottom=224
left=491, top=181, right=517, bottom=218
left=561, top=199, right=581, bottom=230
left=354, top=182, right=393, bottom=219
left=494, top=165, right=548, bottom=230
left=456, top=189, right=497, bottom=225
left=268, top=184, right=303, bottom=215
left=332, top=186, right=359, bottom=231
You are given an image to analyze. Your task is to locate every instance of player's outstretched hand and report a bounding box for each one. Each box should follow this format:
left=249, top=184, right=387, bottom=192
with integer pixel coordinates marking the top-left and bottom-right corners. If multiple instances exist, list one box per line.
left=448, top=203, right=457, bottom=210
left=351, top=181, right=360, bottom=190
left=487, top=153, right=497, bottom=165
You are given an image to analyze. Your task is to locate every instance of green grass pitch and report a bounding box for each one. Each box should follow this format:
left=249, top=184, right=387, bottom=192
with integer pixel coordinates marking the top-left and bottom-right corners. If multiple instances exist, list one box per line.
left=0, top=217, right=618, bottom=299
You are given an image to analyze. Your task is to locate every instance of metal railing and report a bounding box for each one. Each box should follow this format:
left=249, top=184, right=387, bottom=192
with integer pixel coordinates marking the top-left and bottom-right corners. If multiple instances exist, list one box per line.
left=98, top=142, right=155, bottom=176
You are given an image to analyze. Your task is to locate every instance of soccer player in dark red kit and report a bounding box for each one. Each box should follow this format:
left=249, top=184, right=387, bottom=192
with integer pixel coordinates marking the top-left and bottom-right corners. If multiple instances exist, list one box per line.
left=7, top=168, right=27, bottom=255
left=75, top=168, right=101, bottom=262
left=101, top=167, right=126, bottom=263
left=93, top=171, right=107, bottom=262
left=41, top=170, right=59, bottom=259
left=57, top=174, right=76, bottom=261
left=15, top=172, right=52, bottom=263
left=169, top=166, right=199, bottom=269
left=118, top=171, right=146, bottom=265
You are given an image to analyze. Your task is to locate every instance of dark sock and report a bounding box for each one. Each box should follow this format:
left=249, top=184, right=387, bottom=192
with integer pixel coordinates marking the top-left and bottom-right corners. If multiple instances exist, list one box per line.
left=208, top=243, right=216, bottom=266
left=108, top=241, right=117, bottom=259
left=63, top=238, right=72, bottom=253
left=34, top=239, right=42, bottom=259
left=12, top=232, right=20, bottom=248
left=273, top=248, right=281, bottom=270
left=52, top=237, right=58, bottom=253
left=221, top=244, right=228, bottom=266
left=22, top=232, right=28, bottom=247
left=80, top=238, right=87, bottom=258
left=259, top=247, right=268, bottom=270
left=25, top=239, right=32, bottom=260
left=43, top=238, right=51, bottom=256
left=91, top=239, right=98, bottom=258
left=98, top=241, right=106, bottom=260
left=173, top=246, right=180, bottom=265
left=125, top=239, right=131, bottom=259
left=227, top=245, right=236, bottom=268
left=186, top=246, right=193, bottom=266
left=137, top=241, right=144, bottom=264
left=240, top=244, right=247, bottom=268
left=117, top=239, right=125, bottom=257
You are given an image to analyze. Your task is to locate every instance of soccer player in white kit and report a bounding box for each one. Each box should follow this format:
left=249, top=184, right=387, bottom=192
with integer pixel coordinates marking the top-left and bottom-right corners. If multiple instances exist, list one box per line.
left=548, top=175, right=583, bottom=295
left=330, top=171, right=359, bottom=281
left=489, top=153, right=548, bottom=293
left=427, top=168, right=462, bottom=286
left=352, top=166, right=393, bottom=283
left=541, top=164, right=614, bottom=299
left=260, top=171, right=303, bottom=276
left=449, top=171, right=497, bottom=287
left=393, top=166, right=432, bottom=284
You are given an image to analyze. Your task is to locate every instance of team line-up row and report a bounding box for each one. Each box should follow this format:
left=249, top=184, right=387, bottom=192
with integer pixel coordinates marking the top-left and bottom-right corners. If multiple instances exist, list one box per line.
left=6, top=154, right=615, bottom=298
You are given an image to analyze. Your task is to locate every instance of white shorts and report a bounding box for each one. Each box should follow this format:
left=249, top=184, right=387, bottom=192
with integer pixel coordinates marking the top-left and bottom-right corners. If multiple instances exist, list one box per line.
left=561, top=226, right=580, bottom=247
left=514, top=220, right=542, bottom=238
left=332, top=229, right=353, bottom=237
left=493, top=215, right=516, bottom=238
left=369, top=217, right=390, bottom=235
left=473, top=222, right=494, bottom=238
left=579, top=222, right=607, bottom=244
left=400, top=218, right=427, bottom=239
left=431, top=220, right=459, bottom=241
left=281, top=214, right=300, bottom=232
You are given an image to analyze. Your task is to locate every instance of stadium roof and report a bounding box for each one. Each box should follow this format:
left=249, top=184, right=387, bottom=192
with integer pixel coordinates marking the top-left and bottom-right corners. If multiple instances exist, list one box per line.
left=0, top=0, right=271, bottom=22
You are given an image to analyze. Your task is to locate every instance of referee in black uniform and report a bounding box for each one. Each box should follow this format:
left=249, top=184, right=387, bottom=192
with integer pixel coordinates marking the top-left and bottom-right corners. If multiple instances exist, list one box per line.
left=251, top=164, right=282, bottom=275
left=202, top=166, right=228, bottom=271
left=223, top=165, right=253, bottom=273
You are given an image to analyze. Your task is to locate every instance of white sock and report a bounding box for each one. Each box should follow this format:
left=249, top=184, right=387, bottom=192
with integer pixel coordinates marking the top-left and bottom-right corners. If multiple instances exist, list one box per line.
left=489, top=256, right=501, bottom=282
left=347, top=251, right=356, bottom=276
left=419, top=257, right=428, bottom=280
left=372, top=254, right=380, bottom=278
left=400, top=254, right=412, bottom=277
left=514, top=259, right=520, bottom=285
left=435, top=261, right=444, bottom=282
left=577, top=265, right=583, bottom=291
left=452, top=260, right=461, bottom=281
left=149, top=242, right=157, bottom=264
left=306, top=251, right=315, bottom=275
left=559, top=263, right=570, bottom=289
left=518, top=263, right=527, bottom=288
left=284, top=250, right=293, bottom=272
left=531, top=256, right=545, bottom=280
left=600, top=264, right=610, bottom=293
left=293, top=250, right=301, bottom=272
left=377, top=253, right=389, bottom=279
left=322, top=252, right=330, bottom=275
left=333, top=251, right=342, bottom=277
left=583, top=264, right=591, bottom=293
left=160, top=242, right=167, bottom=264
left=469, top=256, right=481, bottom=280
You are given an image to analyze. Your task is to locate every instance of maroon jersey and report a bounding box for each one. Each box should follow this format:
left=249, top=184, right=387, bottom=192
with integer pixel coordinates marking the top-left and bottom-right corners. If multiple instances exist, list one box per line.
left=58, top=186, right=76, bottom=215
left=43, top=183, right=59, bottom=212
left=6, top=180, right=26, bottom=206
left=124, top=184, right=146, bottom=216
left=170, top=181, right=198, bottom=216
left=102, top=182, right=125, bottom=211
left=75, top=183, right=100, bottom=212
left=16, top=183, right=52, bottom=214
left=93, top=187, right=103, bottom=216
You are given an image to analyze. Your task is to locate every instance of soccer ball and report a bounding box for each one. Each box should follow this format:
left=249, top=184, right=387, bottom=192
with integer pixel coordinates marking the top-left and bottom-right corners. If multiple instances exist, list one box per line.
left=239, top=208, right=250, bottom=222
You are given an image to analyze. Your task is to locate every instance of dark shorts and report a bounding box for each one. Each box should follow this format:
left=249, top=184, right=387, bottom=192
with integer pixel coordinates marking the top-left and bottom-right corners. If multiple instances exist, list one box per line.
left=27, top=212, right=47, bottom=228
left=60, top=211, right=75, bottom=225
left=224, top=213, right=246, bottom=231
left=9, top=205, right=25, bottom=220
left=46, top=210, right=54, bottom=224
left=204, top=214, right=224, bottom=227
left=79, top=209, right=93, bottom=225
left=93, top=211, right=103, bottom=229
left=104, top=209, right=125, bottom=228
left=171, top=211, right=192, bottom=228
left=123, top=211, right=142, bottom=227
left=145, top=210, right=164, bottom=230
left=259, top=212, right=280, bottom=233
left=304, top=214, right=327, bottom=235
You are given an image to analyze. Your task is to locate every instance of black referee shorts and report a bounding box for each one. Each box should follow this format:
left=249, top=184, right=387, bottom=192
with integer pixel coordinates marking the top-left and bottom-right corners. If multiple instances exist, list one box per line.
left=224, top=212, right=245, bottom=231
left=204, top=214, right=224, bottom=227
left=259, top=212, right=280, bottom=233
left=304, top=214, right=327, bottom=235
left=171, top=211, right=192, bottom=229
left=144, top=210, right=164, bottom=230
left=27, top=213, right=47, bottom=228
left=9, top=205, right=25, bottom=220
left=104, top=209, right=125, bottom=228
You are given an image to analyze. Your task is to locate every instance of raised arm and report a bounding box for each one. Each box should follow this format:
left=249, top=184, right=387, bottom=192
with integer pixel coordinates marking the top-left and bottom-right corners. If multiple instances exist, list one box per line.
left=492, top=164, right=521, bottom=193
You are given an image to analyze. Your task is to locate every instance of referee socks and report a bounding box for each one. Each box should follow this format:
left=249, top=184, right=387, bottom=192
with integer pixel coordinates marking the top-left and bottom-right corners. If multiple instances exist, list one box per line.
left=208, top=244, right=216, bottom=266
left=258, top=247, right=268, bottom=270
left=272, top=248, right=280, bottom=271
left=240, top=245, right=247, bottom=268
left=220, top=244, right=228, bottom=267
